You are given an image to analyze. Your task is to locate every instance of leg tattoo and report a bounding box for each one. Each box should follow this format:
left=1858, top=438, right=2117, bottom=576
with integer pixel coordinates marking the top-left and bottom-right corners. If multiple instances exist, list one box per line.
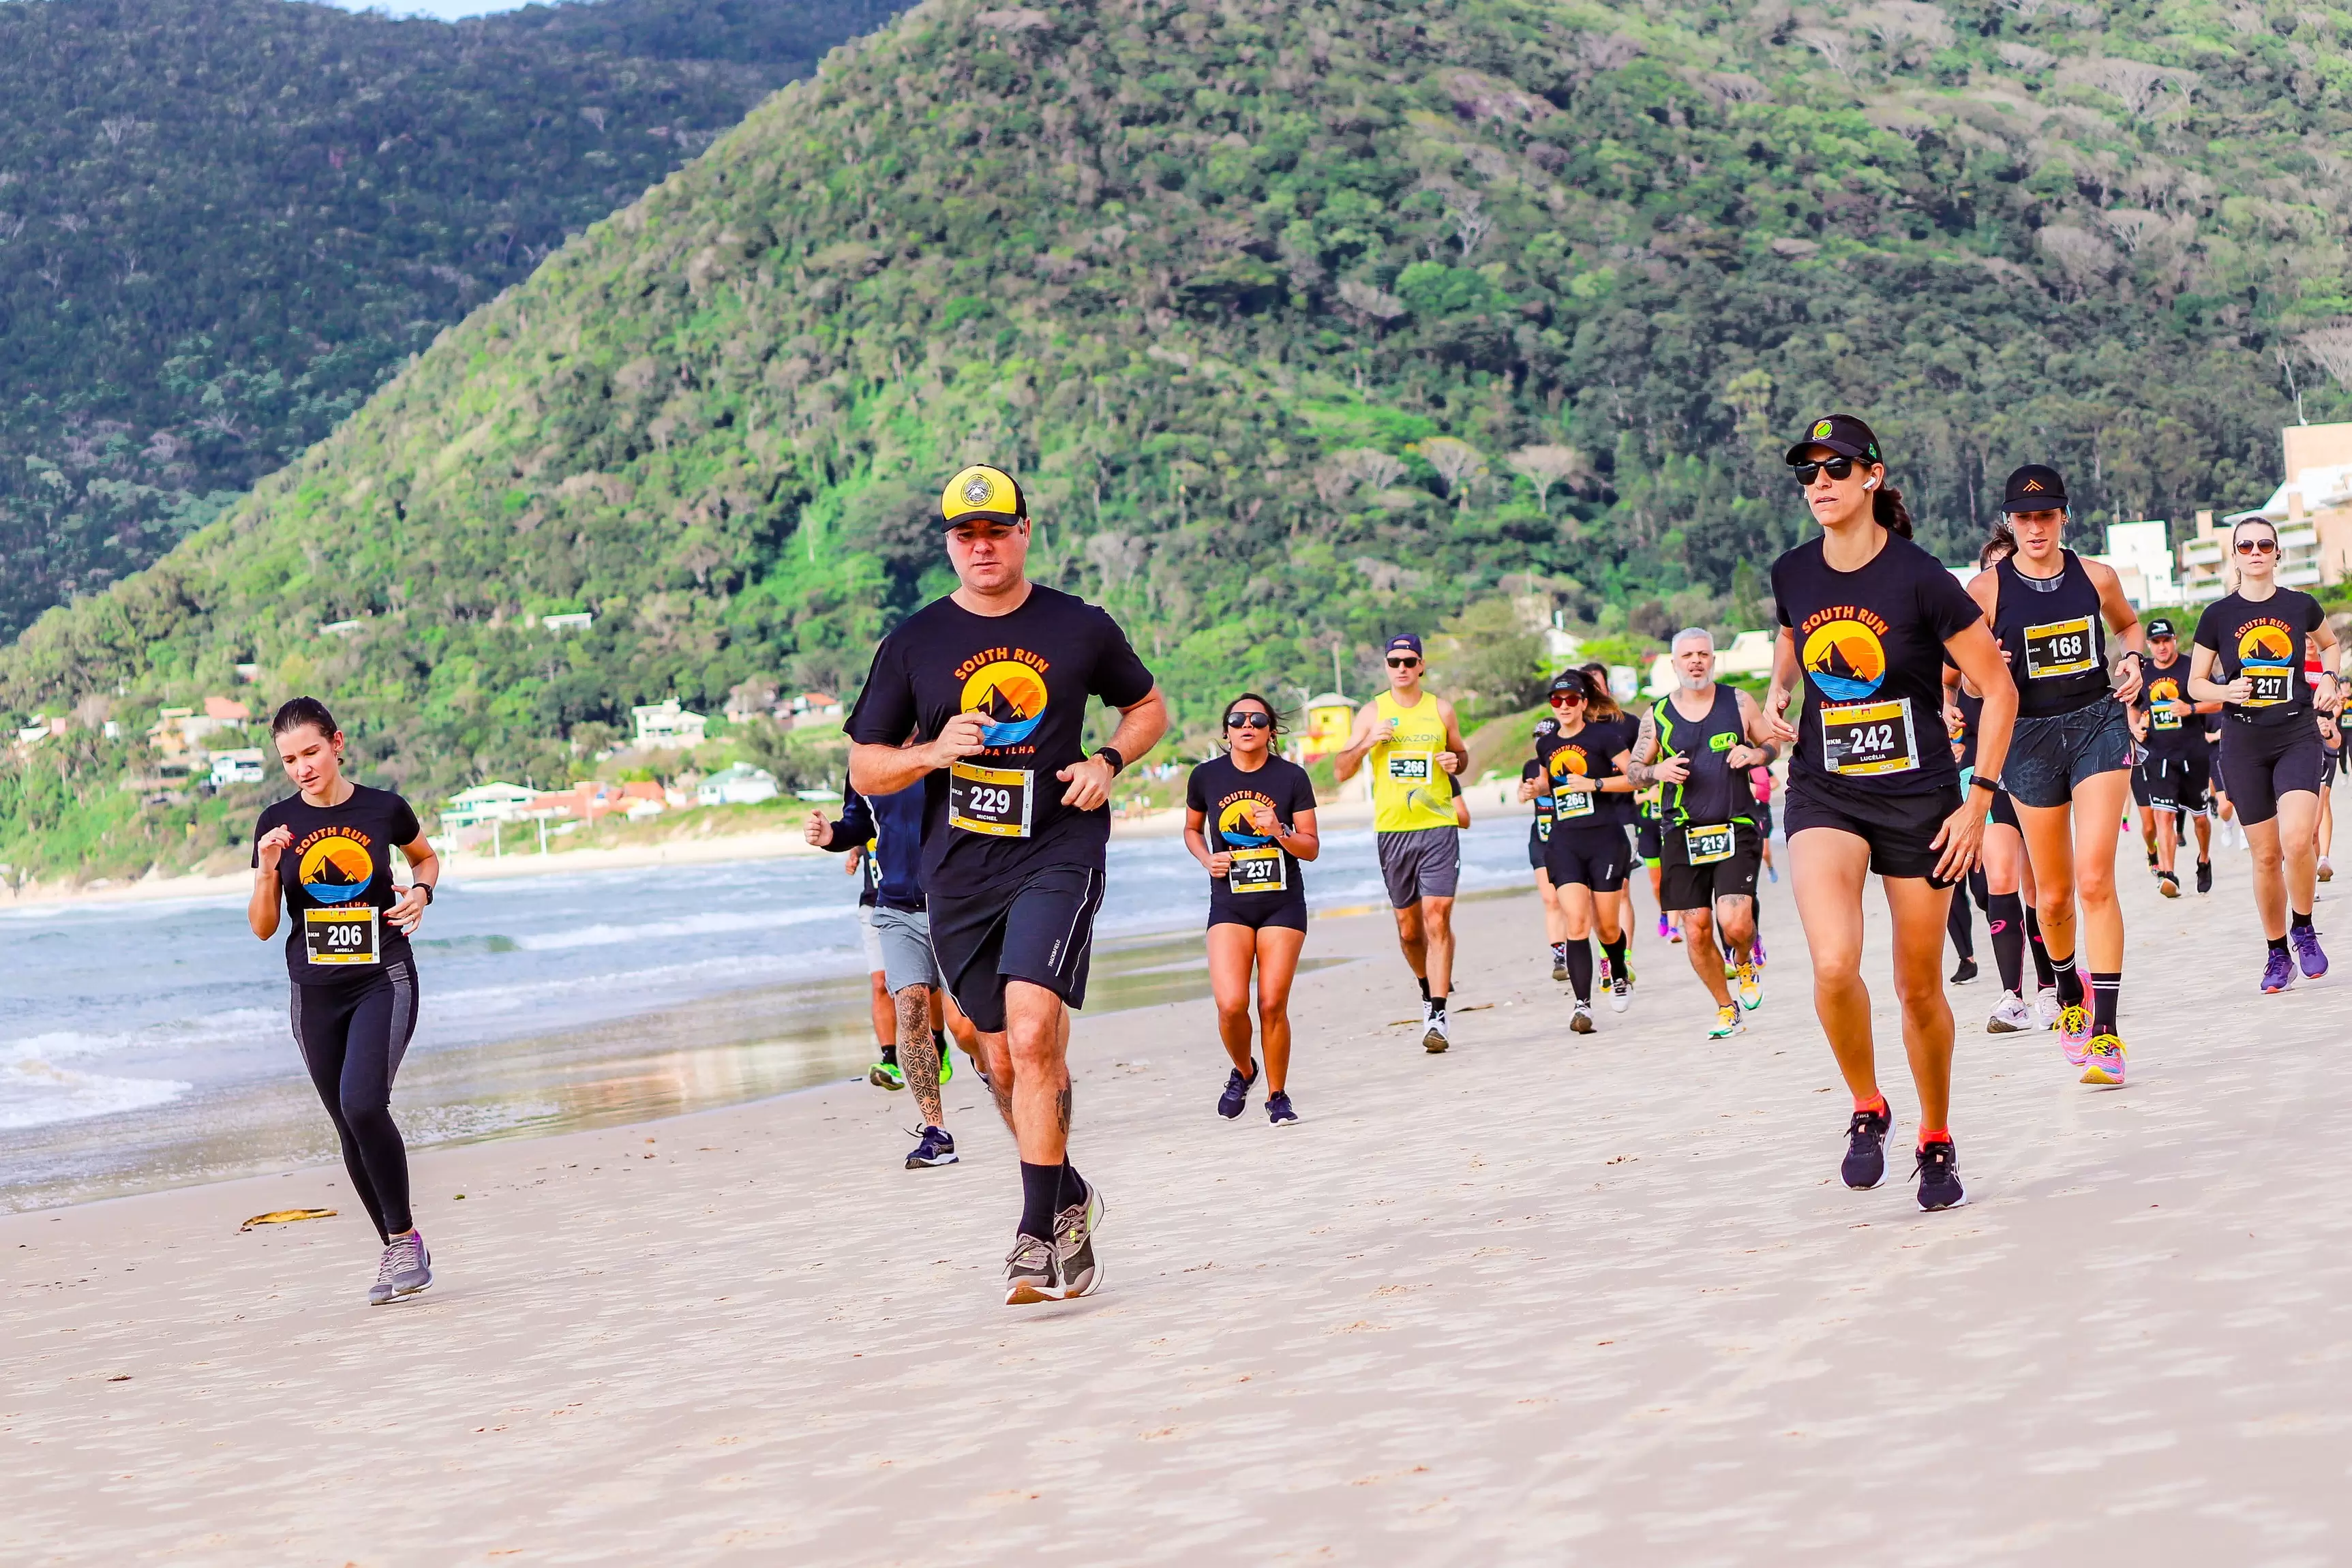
left=896, top=986, right=943, bottom=1129
left=1055, top=1084, right=1073, bottom=1140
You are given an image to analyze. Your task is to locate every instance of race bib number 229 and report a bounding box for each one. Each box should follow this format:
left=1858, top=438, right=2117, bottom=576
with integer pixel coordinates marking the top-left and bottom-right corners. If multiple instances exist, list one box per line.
left=949, top=761, right=1034, bottom=837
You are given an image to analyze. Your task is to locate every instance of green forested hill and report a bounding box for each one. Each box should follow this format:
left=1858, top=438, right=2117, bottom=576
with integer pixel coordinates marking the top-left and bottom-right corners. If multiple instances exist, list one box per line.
left=0, top=0, right=903, bottom=639
left=10, top=0, right=2352, bottom=878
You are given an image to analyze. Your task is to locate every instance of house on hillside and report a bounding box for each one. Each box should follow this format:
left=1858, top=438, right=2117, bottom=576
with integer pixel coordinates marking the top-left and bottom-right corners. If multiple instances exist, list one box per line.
left=209, top=749, right=267, bottom=786
left=633, top=699, right=708, bottom=749
left=440, top=782, right=537, bottom=832
left=697, top=763, right=780, bottom=806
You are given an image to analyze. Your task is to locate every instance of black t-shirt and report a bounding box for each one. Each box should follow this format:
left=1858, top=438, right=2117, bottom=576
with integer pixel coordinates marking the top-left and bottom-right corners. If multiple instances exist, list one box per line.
left=1186, top=752, right=1316, bottom=898
left=846, top=584, right=1156, bottom=899
left=2194, top=589, right=2324, bottom=729
left=1526, top=717, right=1560, bottom=828
left=1952, top=684, right=1980, bottom=774
left=1538, top=718, right=1629, bottom=833
left=1773, top=532, right=1982, bottom=799
left=253, top=784, right=423, bottom=985
left=2136, top=654, right=2203, bottom=759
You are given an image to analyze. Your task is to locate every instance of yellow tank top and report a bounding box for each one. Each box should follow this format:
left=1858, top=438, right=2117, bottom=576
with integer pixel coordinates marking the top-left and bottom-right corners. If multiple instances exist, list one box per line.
left=1370, top=690, right=1458, bottom=832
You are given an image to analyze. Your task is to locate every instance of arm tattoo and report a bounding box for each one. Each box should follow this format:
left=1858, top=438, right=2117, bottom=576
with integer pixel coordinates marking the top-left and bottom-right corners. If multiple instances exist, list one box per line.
left=1623, top=712, right=1663, bottom=785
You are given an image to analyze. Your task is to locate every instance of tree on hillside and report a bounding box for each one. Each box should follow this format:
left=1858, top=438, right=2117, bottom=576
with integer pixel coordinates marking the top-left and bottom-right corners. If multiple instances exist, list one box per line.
left=1413, top=438, right=1488, bottom=513
left=1508, top=446, right=1593, bottom=513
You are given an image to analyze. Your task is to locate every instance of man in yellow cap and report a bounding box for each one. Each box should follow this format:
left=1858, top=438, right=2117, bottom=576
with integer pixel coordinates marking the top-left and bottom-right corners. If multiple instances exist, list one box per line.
left=847, top=464, right=1169, bottom=1305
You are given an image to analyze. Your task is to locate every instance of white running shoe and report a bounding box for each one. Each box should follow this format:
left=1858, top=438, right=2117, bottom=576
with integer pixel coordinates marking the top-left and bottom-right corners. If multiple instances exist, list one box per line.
left=2032, top=988, right=2061, bottom=1031
left=1986, top=990, right=2033, bottom=1034
left=1569, top=1000, right=1595, bottom=1035
left=1422, top=1010, right=1450, bottom=1053
left=1608, top=975, right=1631, bottom=1013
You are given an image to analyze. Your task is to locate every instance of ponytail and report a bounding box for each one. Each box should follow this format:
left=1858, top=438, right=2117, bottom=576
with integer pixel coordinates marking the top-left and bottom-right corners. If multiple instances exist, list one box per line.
left=1982, top=513, right=2016, bottom=567
left=1873, top=485, right=1914, bottom=539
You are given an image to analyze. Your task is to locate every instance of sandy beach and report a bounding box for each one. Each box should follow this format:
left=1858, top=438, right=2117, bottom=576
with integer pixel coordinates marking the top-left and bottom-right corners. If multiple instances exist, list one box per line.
left=10, top=841, right=2337, bottom=1564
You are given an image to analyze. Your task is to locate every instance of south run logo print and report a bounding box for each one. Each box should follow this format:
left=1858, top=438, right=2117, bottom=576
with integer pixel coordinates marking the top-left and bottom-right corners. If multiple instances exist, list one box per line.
left=2148, top=675, right=2182, bottom=706
left=1800, top=612, right=1890, bottom=702
left=2237, top=623, right=2296, bottom=665
left=1216, top=795, right=1275, bottom=848
left=959, top=657, right=1049, bottom=746
left=1549, top=744, right=1590, bottom=780
left=297, top=831, right=374, bottom=904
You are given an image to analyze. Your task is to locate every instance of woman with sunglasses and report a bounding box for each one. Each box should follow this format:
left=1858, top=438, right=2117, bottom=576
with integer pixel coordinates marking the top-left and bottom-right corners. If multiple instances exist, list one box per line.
left=1538, top=668, right=1638, bottom=1031
left=1965, top=464, right=2145, bottom=1087
left=1185, top=693, right=1320, bottom=1125
left=2188, top=517, right=2342, bottom=992
left=1579, top=661, right=1647, bottom=982
left=1518, top=709, right=1571, bottom=980
left=1766, top=415, right=2015, bottom=1213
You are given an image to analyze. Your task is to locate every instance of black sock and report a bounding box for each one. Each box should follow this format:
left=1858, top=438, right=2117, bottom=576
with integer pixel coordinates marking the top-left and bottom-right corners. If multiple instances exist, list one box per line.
left=2292, top=909, right=2315, bottom=933
left=1945, top=888, right=1974, bottom=960
left=2049, top=950, right=2084, bottom=1009
left=1058, top=1160, right=1087, bottom=1210
left=2270, top=934, right=2291, bottom=957
left=1601, top=934, right=1627, bottom=975
left=2090, top=971, right=2120, bottom=1036
left=1430, top=994, right=1447, bottom=1016
left=1985, top=892, right=2026, bottom=995
left=881, top=1044, right=899, bottom=1066
left=2025, top=907, right=2057, bottom=990
left=1417, top=974, right=1431, bottom=1003
left=1018, top=1161, right=1060, bottom=1241
left=1565, top=939, right=1593, bottom=1002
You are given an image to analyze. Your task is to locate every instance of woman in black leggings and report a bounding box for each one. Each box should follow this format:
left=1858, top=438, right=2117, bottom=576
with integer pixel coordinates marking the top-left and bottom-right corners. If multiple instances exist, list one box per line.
left=247, top=697, right=442, bottom=1305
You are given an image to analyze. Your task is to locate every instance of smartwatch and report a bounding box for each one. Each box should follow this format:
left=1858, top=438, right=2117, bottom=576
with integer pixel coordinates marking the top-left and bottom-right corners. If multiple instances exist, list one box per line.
left=1093, top=746, right=1125, bottom=776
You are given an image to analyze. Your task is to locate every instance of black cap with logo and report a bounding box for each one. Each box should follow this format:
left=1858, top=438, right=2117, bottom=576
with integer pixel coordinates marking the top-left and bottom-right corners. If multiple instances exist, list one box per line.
left=2001, top=464, right=2068, bottom=511
left=1784, top=414, right=1882, bottom=467
left=2146, top=617, right=2176, bottom=639
left=1548, top=669, right=1592, bottom=702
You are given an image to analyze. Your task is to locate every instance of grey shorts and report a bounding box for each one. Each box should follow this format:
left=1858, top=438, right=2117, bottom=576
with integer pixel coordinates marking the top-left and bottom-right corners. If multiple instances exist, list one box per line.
left=1377, top=826, right=1461, bottom=907
left=2005, top=699, right=2133, bottom=809
left=856, top=903, right=886, bottom=973
left=869, top=903, right=940, bottom=994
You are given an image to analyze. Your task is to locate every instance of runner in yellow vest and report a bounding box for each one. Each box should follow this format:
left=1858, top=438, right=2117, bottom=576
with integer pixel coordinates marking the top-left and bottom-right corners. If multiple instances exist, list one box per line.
left=1335, top=633, right=1471, bottom=1051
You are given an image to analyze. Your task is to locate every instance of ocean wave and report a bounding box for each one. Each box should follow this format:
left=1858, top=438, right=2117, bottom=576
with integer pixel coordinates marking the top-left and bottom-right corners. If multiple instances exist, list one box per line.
left=511, top=902, right=856, bottom=952
left=0, top=1057, right=191, bottom=1130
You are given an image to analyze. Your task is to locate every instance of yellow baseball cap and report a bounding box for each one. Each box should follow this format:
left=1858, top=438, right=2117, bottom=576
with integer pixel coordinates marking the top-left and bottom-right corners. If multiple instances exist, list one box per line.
left=940, top=464, right=1027, bottom=527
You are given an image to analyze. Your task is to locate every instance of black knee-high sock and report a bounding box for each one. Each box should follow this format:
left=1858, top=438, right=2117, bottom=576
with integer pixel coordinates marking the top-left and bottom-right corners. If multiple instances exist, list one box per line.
left=1565, top=938, right=1594, bottom=1003
left=1059, top=1160, right=1087, bottom=1209
left=2049, top=948, right=2084, bottom=1010
left=1946, top=883, right=1974, bottom=960
left=2025, top=906, right=2057, bottom=990
left=1601, top=933, right=1628, bottom=976
left=2090, top=972, right=2120, bottom=1036
left=1985, top=892, right=2026, bottom=994
left=1019, top=1160, right=1061, bottom=1241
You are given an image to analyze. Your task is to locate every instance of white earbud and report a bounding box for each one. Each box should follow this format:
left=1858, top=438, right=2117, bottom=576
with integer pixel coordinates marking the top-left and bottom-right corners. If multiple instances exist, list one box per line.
left=1863, top=477, right=1879, bottom=490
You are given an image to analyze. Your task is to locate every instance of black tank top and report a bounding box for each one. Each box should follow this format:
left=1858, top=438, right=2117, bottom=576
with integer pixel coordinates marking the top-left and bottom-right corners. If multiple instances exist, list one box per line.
left=1995, top=550, right=2109, bottom=718
left=1653, top=685, right=1751, bottom=826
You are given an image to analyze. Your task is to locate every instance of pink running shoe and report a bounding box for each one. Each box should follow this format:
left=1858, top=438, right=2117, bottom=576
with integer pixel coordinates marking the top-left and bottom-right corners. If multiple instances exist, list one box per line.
left=2056, top=1002, right=2094, bottom=1067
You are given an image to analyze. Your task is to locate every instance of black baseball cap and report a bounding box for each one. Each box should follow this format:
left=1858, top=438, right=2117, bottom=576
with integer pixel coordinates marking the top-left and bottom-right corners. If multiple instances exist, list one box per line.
left=2147, top=618, right=2177, bottom=639
left=2002, top=464, right=2068, bottom=511
left=1385, top=633, right=1423, bottom=657
left=1548, top=669, right=1592, bottom=701
left=1784, top=414, right=1882, bottom=467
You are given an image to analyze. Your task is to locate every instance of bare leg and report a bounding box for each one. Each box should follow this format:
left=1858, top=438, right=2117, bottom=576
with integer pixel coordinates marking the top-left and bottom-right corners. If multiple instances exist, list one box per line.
left=2156, top=806, right=2179, bottom=876
left=896, top=984, right=944, bottom=1129
left=1884, top=875, right=1959, bottom=1133
left=1391, top=903, right=1428, bottom=980
left=866, top=969, right=894, bottom=1052
left=1420, top=896, right=1456, bottom=996
left=1206, top=923, right=1260, bottom=1077
left=1254, top=925, right=1307, bottom=1093
left=2016, top=800, right=2085, bottom=971
left=1594, top=886, right=1627, bottom=948
left=1537, top=866, right=1565, bottom=945
left=1678, top=905, right=1734, bottom=1008
left=1717, top=893, right=1758, bottom=958
left=2068, top=771, right=2128, bottom=970
left=1790, top=828, right=1878, bottom=1104
left=2192, top=811, right=2212, bottom=862
left=2279, top=791, right=2323, bottom=922
left=1001, top=980, right=1071, bottom=1165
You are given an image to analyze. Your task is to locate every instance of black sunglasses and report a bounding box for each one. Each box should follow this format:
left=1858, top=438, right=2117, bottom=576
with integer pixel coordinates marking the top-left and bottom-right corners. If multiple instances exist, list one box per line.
left=1791, top=456, right=1860, bottom=486
left=1224, top=711, right=1273, bottom=729
left=1385, top=655, right=1421, bottom=668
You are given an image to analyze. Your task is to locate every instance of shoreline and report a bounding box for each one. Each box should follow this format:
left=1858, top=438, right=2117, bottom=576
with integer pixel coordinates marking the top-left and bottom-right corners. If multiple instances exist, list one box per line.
left=0, top=788, right=1438, bottom=912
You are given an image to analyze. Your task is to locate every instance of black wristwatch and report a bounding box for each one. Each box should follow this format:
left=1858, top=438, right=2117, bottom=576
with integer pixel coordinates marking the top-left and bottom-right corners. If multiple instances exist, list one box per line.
left=1093, top=746, right=1125, bottom=776
left=1971, top=774, right=2001, bottom=795
left=416, top=882, right=436, bottom=905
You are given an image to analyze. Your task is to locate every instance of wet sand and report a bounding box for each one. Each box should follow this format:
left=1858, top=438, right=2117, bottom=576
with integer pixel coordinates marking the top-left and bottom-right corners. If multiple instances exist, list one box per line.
left=7, top=858, right=2343, bottom=1564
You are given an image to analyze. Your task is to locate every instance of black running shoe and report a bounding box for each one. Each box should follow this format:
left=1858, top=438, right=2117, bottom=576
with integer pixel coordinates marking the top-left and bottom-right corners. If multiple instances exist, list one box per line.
left=2196, top=858, right=2213, bottom=894
left=905, top=1124, right=958, bottom=1169
left=1004, top=1233, right=1060, bottom=1306
left=1841, top=1104, right=1891, bottom=1190
left=1266, top=1090, right=1299, bottom=1126
left=1949, top=955, right=1978, bottom=984
left=1217, top=1061, right=1257, bottom=1119
left=1914, top=1137, right=1967, bottom=1211
left=1053, top=1180, right=1104, bottom=1299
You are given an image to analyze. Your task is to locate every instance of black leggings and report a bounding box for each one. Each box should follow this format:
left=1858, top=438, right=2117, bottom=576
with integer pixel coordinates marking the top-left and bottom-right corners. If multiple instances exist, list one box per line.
left=290, top=959, right=420, bottom=1243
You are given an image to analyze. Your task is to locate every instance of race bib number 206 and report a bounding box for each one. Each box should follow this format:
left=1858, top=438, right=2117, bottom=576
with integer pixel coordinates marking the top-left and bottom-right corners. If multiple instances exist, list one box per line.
left=303, top=906, right=380, bottom=967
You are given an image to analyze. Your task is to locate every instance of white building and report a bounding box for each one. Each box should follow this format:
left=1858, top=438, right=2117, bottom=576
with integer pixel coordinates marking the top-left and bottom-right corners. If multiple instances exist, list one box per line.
left=633, top=699, right=708, bottom=749
left=541, top=612, right=593, bottom=633
left=440, top=781, right=538, bottom=832
left=209, top=748, right=267, bottom=786
left=696, top=763, right=779, bottom=807
left=2089, top=519, right=2182, bottom=607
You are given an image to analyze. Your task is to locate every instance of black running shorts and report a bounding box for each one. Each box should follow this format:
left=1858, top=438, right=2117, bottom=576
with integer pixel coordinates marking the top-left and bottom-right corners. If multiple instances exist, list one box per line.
left=1987, top=786, right=2019, bottom=831
left=1527, top=820, right=1549, bottom=870
left=1545, top=824, right=1630, bottom=892
left=1635, top=816, right=1662, bottom=864
left=2325, top=750, right=2342, bottom=791
left=1786, top=781, right=1966, bottom=886
left=2144, top=751, right=2210, bottom=816
left=1207, top=883, right=1308, bottom=933
left=2004, top=699, right=2133, bottom=809
left=2218, top=721, right=2324, bottom=828
left=2130, top=759, right=2153, bottom=809
left=1659, top=818, right=1764, bottom=911
left=926, top=864, right=1105, bottom=1033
